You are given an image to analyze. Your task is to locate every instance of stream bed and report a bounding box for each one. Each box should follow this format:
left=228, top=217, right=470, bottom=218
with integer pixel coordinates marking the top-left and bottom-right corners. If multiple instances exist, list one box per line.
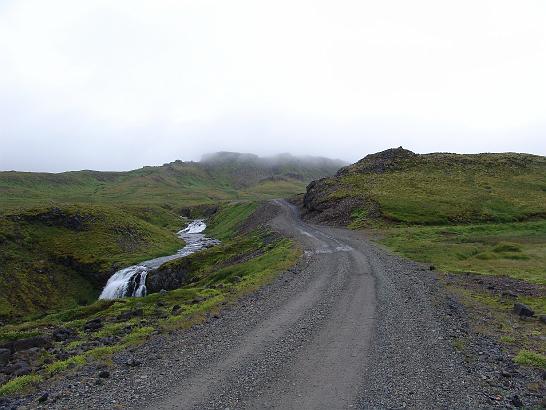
left=99, top=220, right=220, bottom=299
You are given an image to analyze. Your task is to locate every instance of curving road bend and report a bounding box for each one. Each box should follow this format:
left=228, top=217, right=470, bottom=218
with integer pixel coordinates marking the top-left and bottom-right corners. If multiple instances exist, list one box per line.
left=150, top=199, right=377, bottom=409
left=146, top=200, right=485, bottom=409
left=48, top=199, right=489, bottom=409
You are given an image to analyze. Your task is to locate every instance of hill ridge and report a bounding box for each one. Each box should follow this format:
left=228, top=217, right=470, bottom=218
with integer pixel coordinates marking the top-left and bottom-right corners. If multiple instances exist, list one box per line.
left=303, top=148, right=546, bottom=226
left=0, top=152, right=346, bottom=210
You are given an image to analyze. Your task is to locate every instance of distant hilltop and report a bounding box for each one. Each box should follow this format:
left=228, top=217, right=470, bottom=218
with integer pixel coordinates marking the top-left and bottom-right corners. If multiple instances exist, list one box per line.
left=200, top=151, right=347, bottom=168
left=0, top=152, right=347, bottom=209
left=302, top=147, right=546, bottom=226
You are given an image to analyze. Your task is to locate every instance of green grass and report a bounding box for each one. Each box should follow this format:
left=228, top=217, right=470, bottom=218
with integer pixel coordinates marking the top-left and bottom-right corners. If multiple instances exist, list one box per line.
left=45, top=355, right=87, bottom=375
left=123, top=326, right=155, bottom=344
left=500, top=335, right=516, bottom=344
left=330, top=151, right=546, bottom=226
left=513, top=350, right=546, bottom=369
left=0, top=374, right=42, bottom=396
left=452, top=338, right=466, bottom=351
left=0, top=204, right=184, bottom=319
left=0, top=330, right=41, bottom=344
left=206, top=202, right=258, bottom=240
left=84, top=345, right=124, bottom=360
left=0, top=154, right=341, bottom=211
left=380, top=220, right=546, bottom=285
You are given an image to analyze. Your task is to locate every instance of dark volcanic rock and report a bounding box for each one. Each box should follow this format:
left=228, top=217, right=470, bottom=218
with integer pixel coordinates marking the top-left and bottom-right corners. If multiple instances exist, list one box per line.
left=513, top=303, right=534, bottom=317
left=146, top=259, right=192, bottom=294
left=191, top=296, right=205, bottom=304
left=16, top=207, right=94, bottom=231
left=0, top=348, right=10, bottom=366
left=98, top=370, right=110, bottom=378
left=501, top=290, right=517, bottom=298
left=179, top=204, right=219, bottom=219
left=511, top=394, right=523, bottom=407
left=117, top=308, right=144, bottom=321
left=38, top=392, right=49, bottom=403
left=98, top=336, right=119, bottom=346
left=302, top=182, right=370, bottom=225
left=84, top=318, right=103, bottom=332
left=52, top=327, right=76, bottom=342
left=13, top=336, right=51, bottom=352
left=337, top=146, right=416, bottom=175
left=4, top=361, right=31, bottom=376
left=301, top=149, right=403, bottom=225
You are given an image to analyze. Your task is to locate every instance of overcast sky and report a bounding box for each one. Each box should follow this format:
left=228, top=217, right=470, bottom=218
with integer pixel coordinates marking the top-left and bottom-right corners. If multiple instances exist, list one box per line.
left=0, top=0, right=545, bottom=172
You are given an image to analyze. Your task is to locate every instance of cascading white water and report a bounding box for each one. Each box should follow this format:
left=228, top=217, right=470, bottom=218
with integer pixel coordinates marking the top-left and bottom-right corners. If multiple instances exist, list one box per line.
left=99, top=265, right=148, bottom=299
left=99, top=220, right=219, bottom=300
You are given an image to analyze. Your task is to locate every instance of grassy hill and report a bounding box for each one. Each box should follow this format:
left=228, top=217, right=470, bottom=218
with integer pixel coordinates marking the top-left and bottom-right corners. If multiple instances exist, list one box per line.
left=0, top=205, right=184, bottom=319
left=0, top=152, right=345, bottom=210
left=304, top=147, right=546, bottom=226
left=0, top=152, right=343, bottom=319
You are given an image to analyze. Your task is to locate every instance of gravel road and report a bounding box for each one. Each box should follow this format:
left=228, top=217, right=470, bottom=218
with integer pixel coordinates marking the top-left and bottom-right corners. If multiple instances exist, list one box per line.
left=19, top=199, right=533, bottom=409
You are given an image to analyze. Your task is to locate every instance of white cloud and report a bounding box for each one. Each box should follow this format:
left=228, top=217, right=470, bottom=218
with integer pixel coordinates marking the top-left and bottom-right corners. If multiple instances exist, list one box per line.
left=0, top=0, right=545, bottom=171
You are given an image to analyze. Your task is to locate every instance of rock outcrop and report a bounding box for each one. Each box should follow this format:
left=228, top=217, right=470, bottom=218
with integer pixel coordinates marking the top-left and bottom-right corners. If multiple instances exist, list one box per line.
left=336, top=146, right=416, bottom=176
left=146, top=258, right=193, bottom=294
left=301, top=147, right=415, bottom=225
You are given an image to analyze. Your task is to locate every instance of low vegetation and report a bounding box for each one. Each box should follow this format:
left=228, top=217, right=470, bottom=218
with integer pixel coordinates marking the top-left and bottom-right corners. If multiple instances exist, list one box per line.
left=0, top=204, right=184, bottom=319
left=0, top=152, right=344, bottom=211
left=444, top=281, right=545, bottom=369
left=0, top=375, right=43, bottom=396
left=381, top=220, right=546, bottom=285
left=514, top=350, right=546, bottom=369
left=206, top=201, right=258, bottom=240
left=321, top=149, right=546, bottom=226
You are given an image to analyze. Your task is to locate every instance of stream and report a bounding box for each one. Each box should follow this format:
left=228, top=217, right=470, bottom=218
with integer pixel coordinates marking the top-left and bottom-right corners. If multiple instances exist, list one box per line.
left=99, top=220, right=220, bottom=300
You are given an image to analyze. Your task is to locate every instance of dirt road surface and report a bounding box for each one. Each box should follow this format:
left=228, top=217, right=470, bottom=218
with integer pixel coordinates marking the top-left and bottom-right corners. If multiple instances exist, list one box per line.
left=41, top=200, right=502, bottom=409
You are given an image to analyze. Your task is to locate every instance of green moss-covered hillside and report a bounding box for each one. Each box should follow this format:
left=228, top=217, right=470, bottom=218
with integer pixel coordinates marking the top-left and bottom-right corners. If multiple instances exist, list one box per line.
left=0, top=205, right=183, bottom=319
left=0, top=152, right=345, bottom=210
left=304, top=147, right=546, bottom=226
left=0, top=152, right=343, bottom=319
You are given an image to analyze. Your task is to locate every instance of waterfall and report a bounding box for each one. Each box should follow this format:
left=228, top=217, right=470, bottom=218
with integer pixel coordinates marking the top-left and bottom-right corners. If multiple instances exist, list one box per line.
left=134, top=268, right=148, bottom=297
left=99, top=220, right=219, bottom=300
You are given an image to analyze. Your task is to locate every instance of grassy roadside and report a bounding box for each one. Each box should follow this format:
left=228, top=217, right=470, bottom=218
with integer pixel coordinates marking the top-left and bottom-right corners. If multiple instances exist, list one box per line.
left=206, top=201, right=258, bottom=240
left=0, top=202, right=300, bottom=397
left=376, top=222, right=546, bottom=371
left=380, top=220, right=546, bottom=285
